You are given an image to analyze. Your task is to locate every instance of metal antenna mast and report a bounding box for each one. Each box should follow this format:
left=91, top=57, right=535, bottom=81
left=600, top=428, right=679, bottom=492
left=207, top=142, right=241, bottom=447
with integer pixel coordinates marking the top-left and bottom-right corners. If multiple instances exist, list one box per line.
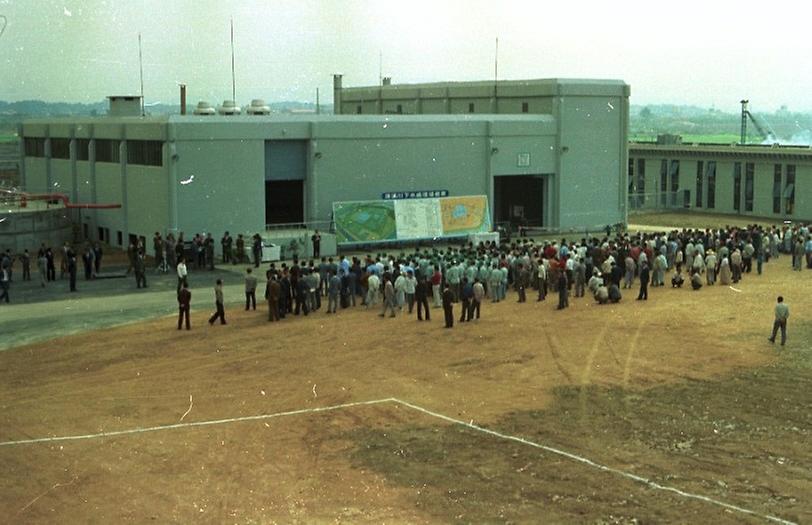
left=230, top=18, right=236, bottom=102
left=494, top=37, right=499, bottom=111
left=138, top=33, right=145, bottom=116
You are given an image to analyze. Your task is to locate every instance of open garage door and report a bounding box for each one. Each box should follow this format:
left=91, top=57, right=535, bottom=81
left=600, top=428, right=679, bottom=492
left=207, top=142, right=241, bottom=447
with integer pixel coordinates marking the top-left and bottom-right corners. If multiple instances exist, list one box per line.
left=265, top=140, right=306, bottom=225
left=494, top=175, right=545, bottom=228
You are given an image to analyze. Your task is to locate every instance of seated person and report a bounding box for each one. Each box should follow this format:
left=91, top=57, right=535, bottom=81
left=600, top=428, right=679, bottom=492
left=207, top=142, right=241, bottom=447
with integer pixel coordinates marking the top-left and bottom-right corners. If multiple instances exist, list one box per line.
left=671, top=271, right=685, bottom=288
left=691, top=272, right=703, bottom=290
left=588, top=270, right=603, bottom=295
left=608, top=283, right=622, bottom=303
left=594, top=285, right=609, bottom=304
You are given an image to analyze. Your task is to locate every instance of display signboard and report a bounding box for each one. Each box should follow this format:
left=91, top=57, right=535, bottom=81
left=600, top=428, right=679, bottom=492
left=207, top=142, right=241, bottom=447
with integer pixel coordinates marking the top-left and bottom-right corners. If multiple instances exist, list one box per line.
left=333, top=195, right=491, bottom=245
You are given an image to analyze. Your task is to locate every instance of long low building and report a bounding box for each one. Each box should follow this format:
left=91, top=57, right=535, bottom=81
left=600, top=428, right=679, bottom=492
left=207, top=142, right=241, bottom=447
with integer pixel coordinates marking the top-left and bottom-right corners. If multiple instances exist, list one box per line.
left=16, top=78, right=630, bottom=251
left=628, top=141, right=810, bottom=220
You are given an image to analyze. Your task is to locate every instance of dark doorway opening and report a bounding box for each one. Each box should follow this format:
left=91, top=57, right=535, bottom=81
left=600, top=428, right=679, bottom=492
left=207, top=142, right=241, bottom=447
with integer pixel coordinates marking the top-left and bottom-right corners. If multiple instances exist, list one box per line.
left=265, top=180, right=303, bottom=225
left=494, top=175, right=544, bottom=227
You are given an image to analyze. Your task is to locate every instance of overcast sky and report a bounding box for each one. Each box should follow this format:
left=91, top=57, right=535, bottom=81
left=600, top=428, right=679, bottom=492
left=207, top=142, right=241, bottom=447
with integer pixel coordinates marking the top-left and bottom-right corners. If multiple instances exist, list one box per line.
left=1, top=0, right=810, bottom=112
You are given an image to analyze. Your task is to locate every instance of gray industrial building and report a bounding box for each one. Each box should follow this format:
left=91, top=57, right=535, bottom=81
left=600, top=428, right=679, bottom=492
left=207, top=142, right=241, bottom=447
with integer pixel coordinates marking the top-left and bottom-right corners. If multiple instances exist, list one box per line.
left=628, top=140, right=810, bottom=220
left=16, top=77, right=630, bottom=252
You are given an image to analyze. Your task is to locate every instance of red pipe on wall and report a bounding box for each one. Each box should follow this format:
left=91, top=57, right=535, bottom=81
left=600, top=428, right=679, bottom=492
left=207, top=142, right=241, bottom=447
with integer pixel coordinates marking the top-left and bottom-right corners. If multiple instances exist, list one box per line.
left=7, top=191, right=122, bottom=209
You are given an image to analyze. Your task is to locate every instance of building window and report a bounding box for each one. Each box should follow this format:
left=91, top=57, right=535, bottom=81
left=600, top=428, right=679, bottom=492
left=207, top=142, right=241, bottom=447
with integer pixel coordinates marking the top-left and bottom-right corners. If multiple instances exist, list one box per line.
left=695, top=161, right=704, bottom=208
left=785, top=164, right=795, bottom=215
left=117, top=230, right=123, bottom=246
left=23, top=137, right=46, bottom=157
left=660, top=160, right=668, bottom=206
left=51, top=138, right=70, bottom=159
left=636, top=159, right=646, bottom=194
left=522, top=102, right=529, bottom=113
left=706, top=161, right=716, bottom=209
left=356, top=105, right=362, bottom=114
left=628, top=158, right=635, bottom=194
left=396, top=104, right=403, bottom=114
left=669, top=160, right=680, bottom=206
left=733, top=162, right=742, bottom=211
left=76, top=139, right=90, bottom=161
left=127, top=140, right=163, bottom=166
left=773, top=164, right=782, bottom=214
left=468, top=103, right=475, bottom=113
left=98, top=227, right=105, bottom=242
left=744, top=162, right=754, bottom=212
left=95, top=139, right=120, bottom=163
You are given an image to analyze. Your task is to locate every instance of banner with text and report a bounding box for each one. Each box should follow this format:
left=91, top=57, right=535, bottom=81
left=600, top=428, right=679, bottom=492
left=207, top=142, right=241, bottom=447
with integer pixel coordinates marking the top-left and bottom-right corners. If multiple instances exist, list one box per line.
left=333, top=195, right=491, bottom=244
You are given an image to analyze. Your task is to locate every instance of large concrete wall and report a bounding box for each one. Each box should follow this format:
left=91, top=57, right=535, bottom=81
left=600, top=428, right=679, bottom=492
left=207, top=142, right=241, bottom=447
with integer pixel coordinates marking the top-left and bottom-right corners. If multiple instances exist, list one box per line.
left=23, top=158, right=48, bottom=192
left=94, top=163, right=125, bottom=238
left=313, top=136, right=488, bottom=220
left=126, top=165, right=169, bottom=240
left=556, top=94, right=628, bottom=228
left=171, top=136, right=265, bottom=238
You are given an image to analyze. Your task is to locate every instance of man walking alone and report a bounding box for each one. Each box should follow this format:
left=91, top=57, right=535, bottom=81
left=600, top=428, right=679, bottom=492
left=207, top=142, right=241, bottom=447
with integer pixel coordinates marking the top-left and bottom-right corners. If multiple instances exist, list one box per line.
left=208, top=279, right=227, bottom=325
left=768, top=296, right=789, bottom=346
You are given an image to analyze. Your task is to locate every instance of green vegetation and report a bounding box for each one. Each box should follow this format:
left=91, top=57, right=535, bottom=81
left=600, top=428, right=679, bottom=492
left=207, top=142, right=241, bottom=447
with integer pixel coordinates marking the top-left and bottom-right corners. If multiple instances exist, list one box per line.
left=0, top=132, right=19, bottom=144
left=630, top=133, right=742, bottom=144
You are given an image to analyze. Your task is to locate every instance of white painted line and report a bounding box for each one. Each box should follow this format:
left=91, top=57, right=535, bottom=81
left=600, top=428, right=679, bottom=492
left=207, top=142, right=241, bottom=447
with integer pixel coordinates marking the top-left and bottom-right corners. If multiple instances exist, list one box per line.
left=0, top=398, right=395, bottom=447
left=389, top=398, right=796, bottom=525
left=0, top=396, right=797, bottom=525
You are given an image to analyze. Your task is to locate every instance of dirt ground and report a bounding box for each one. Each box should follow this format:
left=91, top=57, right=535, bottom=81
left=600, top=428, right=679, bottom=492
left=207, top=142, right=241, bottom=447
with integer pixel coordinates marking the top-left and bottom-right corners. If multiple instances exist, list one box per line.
left=1, top=246, right=811, bottom=522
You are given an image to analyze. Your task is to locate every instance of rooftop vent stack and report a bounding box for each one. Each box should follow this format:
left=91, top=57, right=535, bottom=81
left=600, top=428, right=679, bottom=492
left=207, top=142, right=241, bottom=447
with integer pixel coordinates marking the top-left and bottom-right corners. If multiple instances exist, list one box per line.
left=180, top=84, right=187, bottom=115
left=382, top=77, right=392, bottom=86
left=333, top=74, right=343, bottom=115
left=247, top=99, right=271, bottom=115
left=193, top=101, right=216, bottom=115
left=218, top=100, right=241, bottom=116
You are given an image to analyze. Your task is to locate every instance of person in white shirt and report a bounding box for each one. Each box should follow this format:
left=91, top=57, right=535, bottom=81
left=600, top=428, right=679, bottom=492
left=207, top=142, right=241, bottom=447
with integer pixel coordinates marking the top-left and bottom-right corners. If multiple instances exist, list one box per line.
left=394, top=272, right=407, bottom=309
left=403, top=270, right=417, bottom=313
left=176, top=258, right=188, bottom=294
left=366, top=273, right=380, bottom=307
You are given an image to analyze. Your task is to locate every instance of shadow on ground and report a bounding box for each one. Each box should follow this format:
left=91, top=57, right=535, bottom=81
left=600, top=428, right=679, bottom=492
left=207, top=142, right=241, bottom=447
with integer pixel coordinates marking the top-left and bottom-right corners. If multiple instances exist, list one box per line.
left=347, top=345, right=812, bottom=523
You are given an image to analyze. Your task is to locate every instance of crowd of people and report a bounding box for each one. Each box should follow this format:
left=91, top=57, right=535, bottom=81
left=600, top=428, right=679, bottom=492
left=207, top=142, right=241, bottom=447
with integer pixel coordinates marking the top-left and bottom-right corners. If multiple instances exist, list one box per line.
left=174, top=222, right=806, bottom=343
left=0, top=222, right=804, bottom=344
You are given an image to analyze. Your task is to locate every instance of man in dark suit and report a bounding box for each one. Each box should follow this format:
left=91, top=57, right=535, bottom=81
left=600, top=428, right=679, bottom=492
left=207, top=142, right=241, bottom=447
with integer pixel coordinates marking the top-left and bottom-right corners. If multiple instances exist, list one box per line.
left=442, top=283, right=455, bottom=328
left=311, top=230, right=321, bottom=258
left=637, top=261, right=650, bottom=301
left=265, top=274, right=281, bottom=322
left=67, top=248, right=78, bottom=292
left=415, top=276, right=430, bottom=321
left=459, top=278, right=473, bottom=322
left=177, top=282, right=191, bottom=330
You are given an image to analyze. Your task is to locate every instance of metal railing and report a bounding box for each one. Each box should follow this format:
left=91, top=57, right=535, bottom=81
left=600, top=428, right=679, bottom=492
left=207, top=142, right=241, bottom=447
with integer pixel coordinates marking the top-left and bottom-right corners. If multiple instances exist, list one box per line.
left=628, top=191, right=691, bottom=212
left=264, top=220, right=334, bottom=233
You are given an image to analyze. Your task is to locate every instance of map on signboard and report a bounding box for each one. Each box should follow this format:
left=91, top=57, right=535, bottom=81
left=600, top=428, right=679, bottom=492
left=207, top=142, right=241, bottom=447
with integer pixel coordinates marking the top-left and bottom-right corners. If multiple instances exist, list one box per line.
left=440, top=195, right=491, bottom=235
left=394, top=199, right=443, bottom=240
left=332, top=195, right=491, bottom=244
left=333, top=200, right=397, bottom=243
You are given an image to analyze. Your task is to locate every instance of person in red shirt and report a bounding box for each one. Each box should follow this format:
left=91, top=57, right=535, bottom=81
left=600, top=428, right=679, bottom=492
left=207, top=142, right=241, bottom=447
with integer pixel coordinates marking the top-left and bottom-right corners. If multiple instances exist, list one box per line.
left=431, top=266, right=443, bottom=308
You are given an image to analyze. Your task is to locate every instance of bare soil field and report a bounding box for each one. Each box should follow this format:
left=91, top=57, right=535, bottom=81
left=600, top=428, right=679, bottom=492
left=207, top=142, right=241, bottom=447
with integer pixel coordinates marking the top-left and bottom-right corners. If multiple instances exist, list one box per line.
left=1, top=255, right=810, bottom=523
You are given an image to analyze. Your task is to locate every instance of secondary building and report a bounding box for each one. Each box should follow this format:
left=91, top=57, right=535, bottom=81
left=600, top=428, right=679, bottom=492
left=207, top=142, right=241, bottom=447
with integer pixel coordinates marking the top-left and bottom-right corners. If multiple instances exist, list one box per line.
left=628, top=140, right=809, bottom=220
left=17, top=78, right=630, bottom=252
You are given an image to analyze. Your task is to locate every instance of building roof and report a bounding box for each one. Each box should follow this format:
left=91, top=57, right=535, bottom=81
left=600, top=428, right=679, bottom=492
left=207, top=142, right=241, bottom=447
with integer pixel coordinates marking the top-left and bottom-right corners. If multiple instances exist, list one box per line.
left=340, top=77, right=630, bottom=99
left=629, top=141, right=812, bottom=161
